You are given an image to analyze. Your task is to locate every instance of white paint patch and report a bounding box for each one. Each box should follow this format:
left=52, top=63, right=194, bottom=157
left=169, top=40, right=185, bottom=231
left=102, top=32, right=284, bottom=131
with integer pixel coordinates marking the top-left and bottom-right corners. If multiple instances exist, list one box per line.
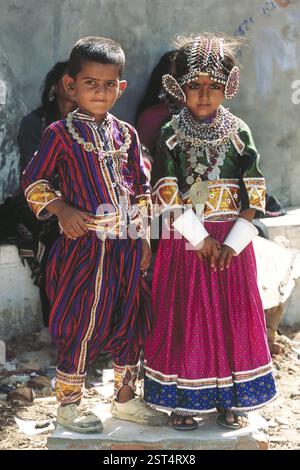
left=0, top=340, right=5, bottom=364
left=291, top=79, right=300, bottom=103
left=0, top=80, right=6, bottom=105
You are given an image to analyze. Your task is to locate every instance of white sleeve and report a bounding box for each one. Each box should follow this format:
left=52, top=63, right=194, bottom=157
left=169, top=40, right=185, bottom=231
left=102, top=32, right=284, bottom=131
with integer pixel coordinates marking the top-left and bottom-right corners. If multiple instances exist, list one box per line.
left=172, top=208, right=209, bottom=248
left=223, top=218, right=258, bottom=255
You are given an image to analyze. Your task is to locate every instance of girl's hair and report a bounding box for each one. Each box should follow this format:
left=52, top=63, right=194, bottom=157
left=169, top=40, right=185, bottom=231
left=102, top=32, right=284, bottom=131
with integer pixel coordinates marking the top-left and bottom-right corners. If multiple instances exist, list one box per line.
left=172, top=32, right=245, bottom=81
left=41, top=60, right=69, bottom=126
left=68, top=36, right=125, bottom=79
left=136, top=50, right=177, bottom=121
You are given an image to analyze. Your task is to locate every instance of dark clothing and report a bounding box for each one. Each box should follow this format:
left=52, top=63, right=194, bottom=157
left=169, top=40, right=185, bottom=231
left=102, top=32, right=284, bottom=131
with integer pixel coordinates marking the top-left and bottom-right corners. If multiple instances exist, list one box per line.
left=17, top=106, right=59, bottom=326
left=18, top=107, right=45, bottom=173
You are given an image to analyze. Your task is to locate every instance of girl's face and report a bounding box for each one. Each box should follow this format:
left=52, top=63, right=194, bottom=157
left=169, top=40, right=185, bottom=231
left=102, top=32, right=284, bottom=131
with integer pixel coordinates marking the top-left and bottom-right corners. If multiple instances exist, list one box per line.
left=183, top=75, right=225, bottom=120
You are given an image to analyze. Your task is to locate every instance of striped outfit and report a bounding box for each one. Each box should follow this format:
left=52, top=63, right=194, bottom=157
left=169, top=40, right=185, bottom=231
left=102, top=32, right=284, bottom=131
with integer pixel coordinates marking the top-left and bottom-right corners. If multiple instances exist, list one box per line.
left=22, top=110, right=152, bottom=404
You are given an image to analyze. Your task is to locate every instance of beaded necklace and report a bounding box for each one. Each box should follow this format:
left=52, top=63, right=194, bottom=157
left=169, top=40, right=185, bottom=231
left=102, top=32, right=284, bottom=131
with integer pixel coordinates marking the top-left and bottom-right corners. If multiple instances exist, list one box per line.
left=171, top=105, right=240, bottom=183
left=66, top=111, right=131, bottom=158
left=171, top=106, right=241, bottom=206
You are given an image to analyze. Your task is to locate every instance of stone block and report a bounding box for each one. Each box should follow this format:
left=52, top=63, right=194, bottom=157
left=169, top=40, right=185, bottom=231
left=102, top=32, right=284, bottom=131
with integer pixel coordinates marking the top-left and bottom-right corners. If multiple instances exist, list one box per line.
left=48, top=404, right=269, bottom=450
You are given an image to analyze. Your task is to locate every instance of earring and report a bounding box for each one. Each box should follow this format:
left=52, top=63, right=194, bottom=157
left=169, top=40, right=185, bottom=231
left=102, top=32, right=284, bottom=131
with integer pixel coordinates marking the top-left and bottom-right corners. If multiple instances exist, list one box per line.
left=49, top=85, right=56, bottom=102
left=224, top=66, right=240, bottom=100
left=161, top=74, right=186, bottom=102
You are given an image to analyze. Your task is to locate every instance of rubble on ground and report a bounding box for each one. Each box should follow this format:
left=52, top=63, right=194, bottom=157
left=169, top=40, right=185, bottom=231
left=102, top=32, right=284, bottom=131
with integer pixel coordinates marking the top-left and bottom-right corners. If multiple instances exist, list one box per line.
left=0, top=327, right=299, bottom=450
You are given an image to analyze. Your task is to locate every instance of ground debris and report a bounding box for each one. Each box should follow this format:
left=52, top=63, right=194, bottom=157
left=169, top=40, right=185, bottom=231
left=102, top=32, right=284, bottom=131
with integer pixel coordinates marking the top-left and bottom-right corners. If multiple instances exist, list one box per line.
left=0, top=326, right=299, bottom=450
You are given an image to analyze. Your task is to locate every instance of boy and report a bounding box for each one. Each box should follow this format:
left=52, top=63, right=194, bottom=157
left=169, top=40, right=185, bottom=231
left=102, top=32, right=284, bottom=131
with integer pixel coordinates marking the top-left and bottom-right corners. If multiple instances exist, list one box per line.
left=22, top=36, right=167, bottom=433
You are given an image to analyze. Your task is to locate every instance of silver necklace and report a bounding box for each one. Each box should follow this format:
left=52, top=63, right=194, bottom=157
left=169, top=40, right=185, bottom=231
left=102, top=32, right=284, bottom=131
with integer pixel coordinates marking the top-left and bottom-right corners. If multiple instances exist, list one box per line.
left=66, top=111, right=131, bottom=158
left=171, top=106, right=240, bottom=207
left=171, top=105, right=239, bottom=150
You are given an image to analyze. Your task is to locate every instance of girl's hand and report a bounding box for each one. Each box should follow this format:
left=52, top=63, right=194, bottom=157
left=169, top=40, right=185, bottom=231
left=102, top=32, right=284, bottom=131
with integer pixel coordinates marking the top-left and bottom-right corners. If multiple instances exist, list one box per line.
left=140, top=239, right=152, bottom=270
left=218, top=245, right=236, bottom=271
left=196, top=236, right=221, bottom=262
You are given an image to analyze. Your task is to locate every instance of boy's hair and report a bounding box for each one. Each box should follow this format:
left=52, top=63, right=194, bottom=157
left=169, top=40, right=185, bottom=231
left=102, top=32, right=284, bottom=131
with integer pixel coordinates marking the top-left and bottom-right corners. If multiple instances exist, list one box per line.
left=173, top=32, right=245, bottom=81
left=68, top=36, right=125, bottom=78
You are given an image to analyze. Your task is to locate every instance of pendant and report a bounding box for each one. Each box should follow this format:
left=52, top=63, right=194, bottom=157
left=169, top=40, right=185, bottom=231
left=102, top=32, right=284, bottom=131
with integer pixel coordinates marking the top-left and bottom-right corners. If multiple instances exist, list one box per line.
left=189, top=149, right=198, bottom=163
left=186, top=175, right=195, bottom=185
left=84, top=142, right=95, bottom=152
left=194, top=162, right=208, bottom=175
left=190, top=181, right=209, bottom=206
left=208, top=166, right=220, bottom=180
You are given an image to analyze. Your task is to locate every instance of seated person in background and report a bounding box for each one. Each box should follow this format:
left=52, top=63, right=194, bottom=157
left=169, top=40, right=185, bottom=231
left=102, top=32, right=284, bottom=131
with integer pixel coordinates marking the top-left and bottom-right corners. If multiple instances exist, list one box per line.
left=136, top=51, right=179, bottom=156
left=18, top=61, right=76, bottom=172
left=16, top=61, right=76, bottom=328
left=136, top=52, right=181, bottom=255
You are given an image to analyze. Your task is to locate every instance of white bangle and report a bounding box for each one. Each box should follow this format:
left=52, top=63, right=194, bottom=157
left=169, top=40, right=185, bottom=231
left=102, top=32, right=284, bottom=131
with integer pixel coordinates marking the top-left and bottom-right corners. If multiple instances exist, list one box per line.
left=172, top=208, right=209, bottom=248
left=223, top=218, right=258, bottom=255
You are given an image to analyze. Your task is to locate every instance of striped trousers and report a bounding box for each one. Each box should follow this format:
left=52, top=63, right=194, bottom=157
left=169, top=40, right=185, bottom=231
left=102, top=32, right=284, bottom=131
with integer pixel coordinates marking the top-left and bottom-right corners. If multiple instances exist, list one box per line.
left=46, top=233, right=151, bottom=403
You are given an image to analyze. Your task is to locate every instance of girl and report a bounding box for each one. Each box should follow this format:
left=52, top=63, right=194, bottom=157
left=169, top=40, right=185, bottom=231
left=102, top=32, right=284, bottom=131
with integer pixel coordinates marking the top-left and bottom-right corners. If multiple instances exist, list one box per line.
left=144, top=33, right=277, bottom=430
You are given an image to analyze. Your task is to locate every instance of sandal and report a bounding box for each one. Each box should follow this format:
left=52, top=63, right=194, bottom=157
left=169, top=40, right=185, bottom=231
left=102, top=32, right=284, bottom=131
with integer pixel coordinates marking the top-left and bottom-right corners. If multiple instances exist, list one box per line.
left=216, top=410, right=248, bottom=430
left=169, top=412, right=198, bottom=431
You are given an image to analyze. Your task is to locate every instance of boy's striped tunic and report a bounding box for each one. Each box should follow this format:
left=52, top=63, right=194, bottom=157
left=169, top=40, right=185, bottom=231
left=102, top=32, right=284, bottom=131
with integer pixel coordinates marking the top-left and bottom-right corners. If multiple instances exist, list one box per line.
left=22, top=110, right=152, bottom=403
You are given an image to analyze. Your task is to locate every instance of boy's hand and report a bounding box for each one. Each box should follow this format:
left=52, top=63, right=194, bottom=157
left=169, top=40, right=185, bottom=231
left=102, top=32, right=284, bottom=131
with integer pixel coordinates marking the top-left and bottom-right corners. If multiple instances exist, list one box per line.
left=57, top=205, right=93, bottom=239
left=196, top=236, right=221, bottom=263
left=218, top=245, right=236, bottom=271
left=140, top=239, right=152, bottom=271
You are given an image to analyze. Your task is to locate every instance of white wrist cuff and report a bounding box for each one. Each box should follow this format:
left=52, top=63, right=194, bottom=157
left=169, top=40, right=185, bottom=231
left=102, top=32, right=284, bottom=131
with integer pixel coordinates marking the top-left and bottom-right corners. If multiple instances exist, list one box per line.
left=223, top=218, right=258, bottom=255
left=172, top=208, right=209, bottom=248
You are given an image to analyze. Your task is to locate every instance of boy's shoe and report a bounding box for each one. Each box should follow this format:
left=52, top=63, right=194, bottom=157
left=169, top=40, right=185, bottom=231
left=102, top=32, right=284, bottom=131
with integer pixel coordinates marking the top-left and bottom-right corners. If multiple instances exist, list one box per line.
left=57, top=403, right=103, bottom=433
left=111, top=397, right=169, bottom=426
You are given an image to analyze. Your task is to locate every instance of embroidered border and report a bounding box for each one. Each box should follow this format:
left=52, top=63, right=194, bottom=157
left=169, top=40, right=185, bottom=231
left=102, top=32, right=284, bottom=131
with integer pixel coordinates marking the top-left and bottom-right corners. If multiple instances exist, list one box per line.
left=55, top=369, right=86, bottom=404
left=144, top=365, right=277, bottom=414
left=244, top=177, right=266, bottom=213
left=24, top=179, right=61, bottom=220
left=144, top=361, right=274, bottom=389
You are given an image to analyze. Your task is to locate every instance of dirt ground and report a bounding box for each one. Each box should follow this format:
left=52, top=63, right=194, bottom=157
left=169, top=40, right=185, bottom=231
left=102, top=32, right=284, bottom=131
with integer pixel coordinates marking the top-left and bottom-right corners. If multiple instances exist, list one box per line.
left=0, top=326, right=299, bottom=451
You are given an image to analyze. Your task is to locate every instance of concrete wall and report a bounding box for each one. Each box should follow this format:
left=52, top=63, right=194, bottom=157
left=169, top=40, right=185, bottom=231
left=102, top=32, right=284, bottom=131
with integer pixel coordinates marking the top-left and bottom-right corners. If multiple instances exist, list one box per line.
left=0, top=245, right=42, bottom=341
left=0, top=0, right=300, bottom=205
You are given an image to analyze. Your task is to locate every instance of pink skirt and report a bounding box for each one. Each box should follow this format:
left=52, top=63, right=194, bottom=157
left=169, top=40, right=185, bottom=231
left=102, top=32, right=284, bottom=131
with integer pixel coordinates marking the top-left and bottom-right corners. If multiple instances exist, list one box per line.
left=144, top=220, right=277, bottom=414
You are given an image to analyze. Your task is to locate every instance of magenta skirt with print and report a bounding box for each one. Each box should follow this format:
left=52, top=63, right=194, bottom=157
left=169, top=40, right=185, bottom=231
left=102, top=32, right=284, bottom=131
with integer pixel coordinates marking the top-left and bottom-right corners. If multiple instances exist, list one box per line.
left=144, top=220, right=277, bottom=414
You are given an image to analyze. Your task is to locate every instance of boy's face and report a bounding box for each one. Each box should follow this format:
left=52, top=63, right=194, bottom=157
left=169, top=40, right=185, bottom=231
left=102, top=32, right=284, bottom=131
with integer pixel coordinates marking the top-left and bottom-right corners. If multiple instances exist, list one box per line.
left=65, top=61, right=127, bottom=122
left=183, top=75, right=225, bottom=120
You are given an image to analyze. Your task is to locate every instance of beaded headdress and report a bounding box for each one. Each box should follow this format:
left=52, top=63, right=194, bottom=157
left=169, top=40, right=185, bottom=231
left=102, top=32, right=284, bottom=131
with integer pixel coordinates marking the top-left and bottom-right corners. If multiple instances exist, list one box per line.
left=162, top=36, right=240, bottom=102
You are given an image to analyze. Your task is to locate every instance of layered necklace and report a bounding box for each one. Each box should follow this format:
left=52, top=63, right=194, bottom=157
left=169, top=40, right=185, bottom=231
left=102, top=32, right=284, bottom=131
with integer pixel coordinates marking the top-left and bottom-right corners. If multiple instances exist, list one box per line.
left=171, top=106, right=244, bottom=206
left=66, top=110, right=131, bottom=159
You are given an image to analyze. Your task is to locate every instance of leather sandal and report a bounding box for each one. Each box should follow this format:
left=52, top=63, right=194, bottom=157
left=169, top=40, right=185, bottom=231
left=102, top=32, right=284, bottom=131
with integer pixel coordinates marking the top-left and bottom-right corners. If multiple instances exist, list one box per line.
left=216, top=410, right=248, bottom=429
left=169, top=412, right=198, bottom=431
